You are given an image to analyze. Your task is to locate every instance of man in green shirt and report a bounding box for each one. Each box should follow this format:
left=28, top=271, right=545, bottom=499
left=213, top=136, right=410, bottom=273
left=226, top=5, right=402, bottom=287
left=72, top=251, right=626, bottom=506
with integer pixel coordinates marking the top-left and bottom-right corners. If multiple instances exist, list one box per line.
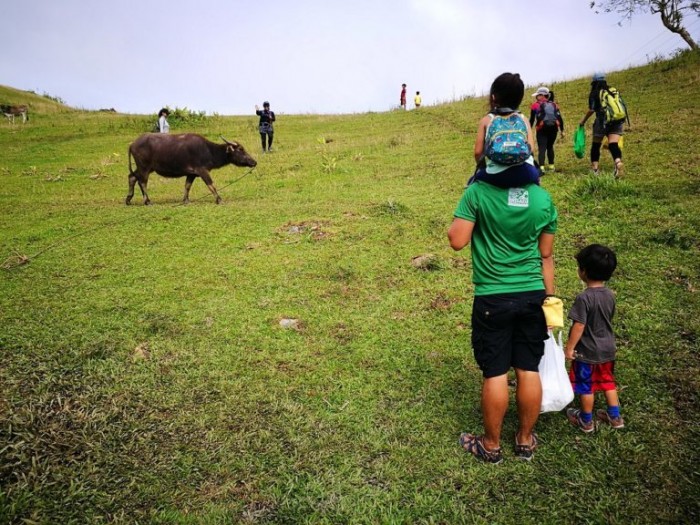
left=448, top=182, right=557, bottom=463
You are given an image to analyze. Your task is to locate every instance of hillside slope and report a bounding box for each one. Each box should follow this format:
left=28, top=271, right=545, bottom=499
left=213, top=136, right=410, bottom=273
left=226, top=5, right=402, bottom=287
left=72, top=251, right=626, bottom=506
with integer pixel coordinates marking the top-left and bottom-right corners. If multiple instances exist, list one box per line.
left=0, top=51, right=698, bottom=524
left=0, top=84, right=75, bottom=115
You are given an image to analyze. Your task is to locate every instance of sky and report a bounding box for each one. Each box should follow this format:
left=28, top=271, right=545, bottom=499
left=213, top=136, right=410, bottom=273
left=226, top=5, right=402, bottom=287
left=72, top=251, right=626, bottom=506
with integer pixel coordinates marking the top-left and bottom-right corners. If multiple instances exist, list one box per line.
left=1, top=0, right=698, bottom=115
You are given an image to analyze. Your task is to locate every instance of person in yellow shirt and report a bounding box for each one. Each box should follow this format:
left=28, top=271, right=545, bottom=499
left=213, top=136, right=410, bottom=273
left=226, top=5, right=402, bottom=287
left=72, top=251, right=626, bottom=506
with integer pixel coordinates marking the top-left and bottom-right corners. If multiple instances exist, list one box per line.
left=414, top=91, right=422, bottom=109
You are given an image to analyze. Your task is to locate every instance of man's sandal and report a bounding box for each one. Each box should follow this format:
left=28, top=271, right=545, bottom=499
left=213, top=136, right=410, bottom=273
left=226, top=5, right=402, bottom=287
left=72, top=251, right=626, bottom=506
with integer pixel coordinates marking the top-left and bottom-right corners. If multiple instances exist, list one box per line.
left=459, top=433, right=503, bottom=464
left=514, top=432, right=539, bottom=461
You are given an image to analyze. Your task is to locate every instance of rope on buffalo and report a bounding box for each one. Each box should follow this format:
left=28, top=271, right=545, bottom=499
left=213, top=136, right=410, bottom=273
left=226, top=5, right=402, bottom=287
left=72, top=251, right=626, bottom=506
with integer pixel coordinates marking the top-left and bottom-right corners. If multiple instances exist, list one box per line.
left=1, top=166, right=257, bottom=270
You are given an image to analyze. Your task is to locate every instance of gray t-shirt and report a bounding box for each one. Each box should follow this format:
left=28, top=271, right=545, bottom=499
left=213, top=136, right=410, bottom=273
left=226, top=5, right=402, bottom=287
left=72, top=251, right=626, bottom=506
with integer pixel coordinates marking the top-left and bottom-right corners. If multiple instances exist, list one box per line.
left=568, top=286, right=616, bottom=363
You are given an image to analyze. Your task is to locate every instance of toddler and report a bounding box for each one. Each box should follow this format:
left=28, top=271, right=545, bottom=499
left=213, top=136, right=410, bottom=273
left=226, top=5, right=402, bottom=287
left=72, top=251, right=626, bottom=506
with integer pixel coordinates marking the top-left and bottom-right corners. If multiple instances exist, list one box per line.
left=565, top=244, right=624, bottom=432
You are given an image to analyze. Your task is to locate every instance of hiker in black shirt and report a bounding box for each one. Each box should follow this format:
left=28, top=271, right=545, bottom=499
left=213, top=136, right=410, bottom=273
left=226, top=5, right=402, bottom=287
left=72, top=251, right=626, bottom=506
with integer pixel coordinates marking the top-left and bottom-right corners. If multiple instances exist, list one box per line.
left=255, top=101, right=276, bottom=153
left=579, top=73, right=625, bottom=177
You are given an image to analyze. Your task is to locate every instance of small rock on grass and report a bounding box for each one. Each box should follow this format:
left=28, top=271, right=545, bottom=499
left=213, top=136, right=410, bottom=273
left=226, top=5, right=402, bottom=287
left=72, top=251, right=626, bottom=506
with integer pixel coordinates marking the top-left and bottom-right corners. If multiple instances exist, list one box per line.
left=279, top=318, right=302, bottom=331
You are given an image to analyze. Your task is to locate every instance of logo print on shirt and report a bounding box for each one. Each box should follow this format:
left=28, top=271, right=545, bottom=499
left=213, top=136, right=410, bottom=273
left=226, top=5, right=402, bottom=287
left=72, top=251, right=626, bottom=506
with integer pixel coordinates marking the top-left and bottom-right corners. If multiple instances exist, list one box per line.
left=508, top=188, right=529, bottom=207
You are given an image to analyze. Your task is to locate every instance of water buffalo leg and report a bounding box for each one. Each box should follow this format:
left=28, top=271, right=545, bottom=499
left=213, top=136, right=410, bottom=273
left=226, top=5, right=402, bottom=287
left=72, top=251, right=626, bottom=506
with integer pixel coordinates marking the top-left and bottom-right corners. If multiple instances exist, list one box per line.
left=126, top=173, right=137, bottom=205
left=138, top=172, right=151, bottom=205
left=183, top=175, right=196, bottom=203
left=197, top=170, right=222, bottom=204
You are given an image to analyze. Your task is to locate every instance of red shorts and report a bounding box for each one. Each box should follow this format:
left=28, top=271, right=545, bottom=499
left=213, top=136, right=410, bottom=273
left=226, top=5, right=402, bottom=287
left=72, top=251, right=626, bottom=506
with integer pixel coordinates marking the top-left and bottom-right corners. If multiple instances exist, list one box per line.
left=569, top=360, right=616, bottom=394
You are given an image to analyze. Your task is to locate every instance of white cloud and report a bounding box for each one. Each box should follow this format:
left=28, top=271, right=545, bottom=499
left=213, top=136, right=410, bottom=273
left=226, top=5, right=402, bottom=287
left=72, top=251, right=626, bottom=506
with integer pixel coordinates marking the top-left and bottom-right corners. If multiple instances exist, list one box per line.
left=409, top=0, right=472, bottom=28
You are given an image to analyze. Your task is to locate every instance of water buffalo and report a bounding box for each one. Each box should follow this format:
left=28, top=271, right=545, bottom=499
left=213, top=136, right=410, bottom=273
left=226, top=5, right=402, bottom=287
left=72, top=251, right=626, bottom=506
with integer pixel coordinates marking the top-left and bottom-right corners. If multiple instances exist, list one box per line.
left=1, top=104, right=29, bottom=124
left=126, top=133, right=257, bottom=205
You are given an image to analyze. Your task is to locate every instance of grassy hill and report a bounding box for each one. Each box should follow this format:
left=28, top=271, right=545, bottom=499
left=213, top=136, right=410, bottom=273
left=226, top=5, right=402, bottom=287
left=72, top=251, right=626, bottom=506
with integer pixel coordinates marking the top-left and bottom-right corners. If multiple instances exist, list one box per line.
left=1, top=50, right=698, bottom=523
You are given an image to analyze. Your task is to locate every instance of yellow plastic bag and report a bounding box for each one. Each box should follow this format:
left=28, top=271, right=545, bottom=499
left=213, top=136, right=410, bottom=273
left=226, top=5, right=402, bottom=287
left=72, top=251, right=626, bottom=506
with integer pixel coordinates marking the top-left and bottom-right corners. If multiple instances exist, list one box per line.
left=542, top=296, right=564, bottom=328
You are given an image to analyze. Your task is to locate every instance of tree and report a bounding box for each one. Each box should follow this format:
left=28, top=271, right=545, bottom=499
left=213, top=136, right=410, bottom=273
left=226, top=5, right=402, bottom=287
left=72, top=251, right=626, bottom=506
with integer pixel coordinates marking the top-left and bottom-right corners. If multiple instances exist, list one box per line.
left=590, top=0, right=699, bottom=50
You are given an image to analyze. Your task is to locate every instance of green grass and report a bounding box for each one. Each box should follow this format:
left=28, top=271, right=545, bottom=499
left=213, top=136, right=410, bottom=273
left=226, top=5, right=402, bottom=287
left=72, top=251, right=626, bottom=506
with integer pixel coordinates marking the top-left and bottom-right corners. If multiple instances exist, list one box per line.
left=1, top=50, right=699, bottom=524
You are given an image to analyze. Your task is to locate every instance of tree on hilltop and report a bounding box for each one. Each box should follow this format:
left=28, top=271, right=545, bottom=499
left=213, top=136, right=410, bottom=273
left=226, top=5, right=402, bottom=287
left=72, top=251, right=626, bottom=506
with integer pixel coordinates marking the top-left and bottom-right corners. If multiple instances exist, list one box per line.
left=590, top=0, right=699, bottom=50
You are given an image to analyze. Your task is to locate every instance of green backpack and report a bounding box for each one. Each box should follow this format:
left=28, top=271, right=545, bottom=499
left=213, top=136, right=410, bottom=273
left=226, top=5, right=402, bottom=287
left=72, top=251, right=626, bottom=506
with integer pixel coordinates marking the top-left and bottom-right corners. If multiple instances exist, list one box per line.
left=599, top=87, right=629, bottom=124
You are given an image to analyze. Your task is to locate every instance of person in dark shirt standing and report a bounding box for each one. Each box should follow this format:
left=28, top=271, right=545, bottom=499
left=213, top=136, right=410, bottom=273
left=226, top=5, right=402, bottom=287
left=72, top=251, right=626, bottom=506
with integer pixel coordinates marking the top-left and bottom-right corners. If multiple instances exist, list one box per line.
left=255, top=101, right=276, bottom=153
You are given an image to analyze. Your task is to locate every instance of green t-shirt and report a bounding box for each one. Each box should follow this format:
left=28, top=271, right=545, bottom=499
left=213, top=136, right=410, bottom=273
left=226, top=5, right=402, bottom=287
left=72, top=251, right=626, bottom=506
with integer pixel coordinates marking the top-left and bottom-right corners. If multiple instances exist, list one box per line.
left=453, top=183, right=558, bottom=296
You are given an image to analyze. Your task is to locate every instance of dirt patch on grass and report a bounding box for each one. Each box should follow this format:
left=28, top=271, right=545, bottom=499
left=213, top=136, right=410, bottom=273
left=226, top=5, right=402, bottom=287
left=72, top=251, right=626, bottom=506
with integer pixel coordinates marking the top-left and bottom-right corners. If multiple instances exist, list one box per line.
left=279, top=221, right=331, bottom=241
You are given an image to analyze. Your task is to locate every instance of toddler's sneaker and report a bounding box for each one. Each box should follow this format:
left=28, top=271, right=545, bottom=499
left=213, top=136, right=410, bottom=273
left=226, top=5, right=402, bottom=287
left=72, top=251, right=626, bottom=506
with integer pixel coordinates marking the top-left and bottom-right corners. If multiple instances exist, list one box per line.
left=597, top=409, right=625, bottom=429
left=566, top=408, right=595, bottom=433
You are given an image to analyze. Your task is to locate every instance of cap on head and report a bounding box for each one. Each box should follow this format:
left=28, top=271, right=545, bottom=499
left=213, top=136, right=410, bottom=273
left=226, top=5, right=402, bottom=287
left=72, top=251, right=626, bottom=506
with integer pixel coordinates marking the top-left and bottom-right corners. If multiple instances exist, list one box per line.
left=592, top=72, right=606, bottom=81
left=532, top=86, right=550, bottom=97
left=263, top=101, right=270, bottom=107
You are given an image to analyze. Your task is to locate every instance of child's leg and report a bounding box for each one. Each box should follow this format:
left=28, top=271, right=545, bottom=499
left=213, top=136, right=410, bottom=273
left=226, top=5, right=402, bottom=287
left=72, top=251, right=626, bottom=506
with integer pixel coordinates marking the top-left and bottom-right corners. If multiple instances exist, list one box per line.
left=597, top=389, right=624, bottom=428
left=567, top=361, right=596, bottom=431
left=596, top=362, right=625, bottom=428
left=579, top=393, right=594, bottom=418
left=603, top=389, right=619, bottom=408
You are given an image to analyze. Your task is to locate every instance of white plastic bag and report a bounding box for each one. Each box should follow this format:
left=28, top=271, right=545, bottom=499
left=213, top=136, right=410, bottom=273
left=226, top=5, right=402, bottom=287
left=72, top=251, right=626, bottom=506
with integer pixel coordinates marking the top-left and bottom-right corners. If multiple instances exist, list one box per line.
left=539, top=330, right=574, bottom=413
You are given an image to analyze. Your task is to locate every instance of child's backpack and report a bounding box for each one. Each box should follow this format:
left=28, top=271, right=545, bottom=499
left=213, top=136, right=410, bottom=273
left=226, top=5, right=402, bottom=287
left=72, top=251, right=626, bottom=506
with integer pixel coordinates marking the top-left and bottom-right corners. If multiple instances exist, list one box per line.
left=599, top=87, right=628, bottom=124
left=485, top=112, right=531, bottom=166
left=538, top=101, right=559, bottom=128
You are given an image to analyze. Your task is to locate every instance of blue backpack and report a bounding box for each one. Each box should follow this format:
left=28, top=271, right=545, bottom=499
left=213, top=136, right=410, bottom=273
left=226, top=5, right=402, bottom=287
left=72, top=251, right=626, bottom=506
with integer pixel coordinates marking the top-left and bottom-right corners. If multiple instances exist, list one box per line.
left=485, top=112, right=531, bottom=165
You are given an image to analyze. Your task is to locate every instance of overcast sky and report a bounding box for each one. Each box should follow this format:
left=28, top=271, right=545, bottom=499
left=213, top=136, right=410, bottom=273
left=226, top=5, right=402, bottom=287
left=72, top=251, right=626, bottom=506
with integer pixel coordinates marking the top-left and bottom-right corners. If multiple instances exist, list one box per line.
left=2, top=0, right=697, bottom=115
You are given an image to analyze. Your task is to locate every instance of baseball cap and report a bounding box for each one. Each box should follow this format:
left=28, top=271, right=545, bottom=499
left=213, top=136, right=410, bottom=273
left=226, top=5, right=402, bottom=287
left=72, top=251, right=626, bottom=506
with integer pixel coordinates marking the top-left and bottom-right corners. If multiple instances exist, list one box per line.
left=592, top=72, right=606, bottom=81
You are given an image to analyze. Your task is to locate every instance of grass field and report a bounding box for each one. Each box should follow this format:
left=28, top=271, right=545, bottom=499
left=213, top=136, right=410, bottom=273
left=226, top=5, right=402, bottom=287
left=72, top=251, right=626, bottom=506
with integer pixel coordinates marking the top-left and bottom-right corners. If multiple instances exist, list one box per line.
left=1, top=50, right=699, bottom=524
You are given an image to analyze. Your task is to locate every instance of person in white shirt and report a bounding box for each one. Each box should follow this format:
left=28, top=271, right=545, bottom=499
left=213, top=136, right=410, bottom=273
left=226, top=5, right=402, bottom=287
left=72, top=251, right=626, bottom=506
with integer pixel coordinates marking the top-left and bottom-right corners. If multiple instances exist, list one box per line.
left=158, top=108, right=170, bottom=133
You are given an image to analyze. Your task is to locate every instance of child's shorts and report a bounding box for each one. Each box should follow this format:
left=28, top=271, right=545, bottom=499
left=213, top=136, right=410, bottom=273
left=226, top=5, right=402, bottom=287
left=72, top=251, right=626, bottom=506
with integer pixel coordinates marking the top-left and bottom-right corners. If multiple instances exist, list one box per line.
left=569, top=360, right=617, bottom=395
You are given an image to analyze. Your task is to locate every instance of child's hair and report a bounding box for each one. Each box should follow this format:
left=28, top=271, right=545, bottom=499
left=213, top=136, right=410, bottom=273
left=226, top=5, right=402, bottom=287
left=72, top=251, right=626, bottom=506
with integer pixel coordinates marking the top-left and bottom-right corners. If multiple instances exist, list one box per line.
left=490, top=73, right=524, bottom=110
left=576, top=244, right=617, bottom=281
left=416, top=91, right=420, bottom=95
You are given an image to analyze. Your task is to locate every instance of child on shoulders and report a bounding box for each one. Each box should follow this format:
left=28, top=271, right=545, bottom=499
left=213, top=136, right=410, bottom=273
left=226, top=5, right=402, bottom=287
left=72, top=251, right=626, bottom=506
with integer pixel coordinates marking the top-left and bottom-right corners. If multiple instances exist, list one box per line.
left=469, top=73, right=541, bottom=188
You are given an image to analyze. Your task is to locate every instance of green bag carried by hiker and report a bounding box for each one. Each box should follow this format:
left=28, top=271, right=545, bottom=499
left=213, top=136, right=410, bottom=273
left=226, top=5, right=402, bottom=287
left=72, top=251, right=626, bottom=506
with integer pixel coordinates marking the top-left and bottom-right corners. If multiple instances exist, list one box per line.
left=573, top=125, right=586, bottom=159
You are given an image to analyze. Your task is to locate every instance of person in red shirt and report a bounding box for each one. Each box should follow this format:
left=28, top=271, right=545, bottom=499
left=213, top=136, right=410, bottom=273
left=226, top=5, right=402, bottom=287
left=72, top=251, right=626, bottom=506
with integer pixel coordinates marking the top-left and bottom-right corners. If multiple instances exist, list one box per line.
left=400, top=83, right=407, bottom=110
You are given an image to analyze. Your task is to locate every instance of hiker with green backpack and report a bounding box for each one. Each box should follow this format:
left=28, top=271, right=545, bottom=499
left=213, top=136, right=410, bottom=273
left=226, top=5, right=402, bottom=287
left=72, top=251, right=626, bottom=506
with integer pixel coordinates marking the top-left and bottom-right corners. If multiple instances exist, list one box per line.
left=579, top=73, right=628, bottom=178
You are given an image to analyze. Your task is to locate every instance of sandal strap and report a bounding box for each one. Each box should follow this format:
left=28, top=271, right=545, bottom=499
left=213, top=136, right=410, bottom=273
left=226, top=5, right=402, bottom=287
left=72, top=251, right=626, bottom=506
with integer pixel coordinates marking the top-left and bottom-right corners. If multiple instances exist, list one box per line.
left=460, top=433, right=503, bottom=463
left=514, top=432, right=539, bottom=453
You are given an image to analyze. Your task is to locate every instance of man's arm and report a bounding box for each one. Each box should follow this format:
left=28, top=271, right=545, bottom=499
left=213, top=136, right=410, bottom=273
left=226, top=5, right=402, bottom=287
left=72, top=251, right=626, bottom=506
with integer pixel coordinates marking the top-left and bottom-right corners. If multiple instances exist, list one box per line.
left=448, top=218, right=475, bottom=251
left=538, top=232, right=555, bottom=295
